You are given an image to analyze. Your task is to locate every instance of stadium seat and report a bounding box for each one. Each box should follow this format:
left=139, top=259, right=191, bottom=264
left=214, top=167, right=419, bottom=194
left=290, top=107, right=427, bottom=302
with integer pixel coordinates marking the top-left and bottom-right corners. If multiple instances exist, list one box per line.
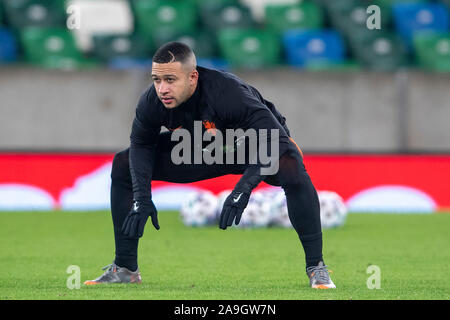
left=19, top=28, right=88, bottom=69
left=328, top=0, right=391, bottom=36
left=92, top=34, right=153, bottom=61
left=321, top=0, right=360, bottom=14
left=440, top=0, right=450, bottom=11
left=241, top=0, right=300, bottom=22
left=131, top=0, right=197, bottom=37
left=264, top=1, right=324, bottom=33
left=392, top=3, right=449, bottom=48
left=152, top=30, right=217, bottom=59
left=349, top=31, right=409, bottom=70
left=414, top=32, right=450, bottom=72
left=218, top=28, right=280, bottom=68
left=0, top=28, right=17, bottom=62
left=374, top=0, right=426, bottom=6
left=2, top=0, right=66, bottom=28
left=199, top=1, right=255, bottom=32
left=282, top=29, right=346, bottom=68
left=66, top=0, right=134, bottom=52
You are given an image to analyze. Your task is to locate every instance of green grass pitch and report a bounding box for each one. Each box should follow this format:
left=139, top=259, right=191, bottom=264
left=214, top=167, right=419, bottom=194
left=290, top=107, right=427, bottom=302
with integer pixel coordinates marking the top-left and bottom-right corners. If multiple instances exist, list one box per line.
left=0, top=210, right=449, bottom=300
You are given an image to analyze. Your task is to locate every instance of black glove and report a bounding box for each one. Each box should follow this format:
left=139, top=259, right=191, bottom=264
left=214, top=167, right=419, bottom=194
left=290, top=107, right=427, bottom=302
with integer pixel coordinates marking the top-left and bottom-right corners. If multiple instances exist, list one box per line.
left=219, top=190, right=250, bottom=230
left=122, top=199, right=159, bottom=238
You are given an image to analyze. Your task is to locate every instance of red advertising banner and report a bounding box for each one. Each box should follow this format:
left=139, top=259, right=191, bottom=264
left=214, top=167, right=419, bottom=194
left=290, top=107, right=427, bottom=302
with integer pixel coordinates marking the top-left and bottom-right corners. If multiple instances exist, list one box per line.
left=0, top=153, right=448, bottom=212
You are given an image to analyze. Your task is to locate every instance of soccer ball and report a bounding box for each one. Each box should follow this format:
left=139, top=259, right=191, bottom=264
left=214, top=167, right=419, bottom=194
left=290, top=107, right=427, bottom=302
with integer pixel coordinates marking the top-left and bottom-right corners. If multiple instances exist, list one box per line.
left=318, top=191, right=348, bottom=229
left=237, top=191, right=272, bottom=228
left=269, top=190, right=293, bottom=228
left=179, top=190, right=218, bottom=227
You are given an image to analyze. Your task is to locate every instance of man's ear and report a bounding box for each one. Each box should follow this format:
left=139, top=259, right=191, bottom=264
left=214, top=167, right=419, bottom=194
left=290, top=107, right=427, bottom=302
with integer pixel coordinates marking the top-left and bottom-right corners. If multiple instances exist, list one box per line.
left=190, top=69, right=199, bottom=84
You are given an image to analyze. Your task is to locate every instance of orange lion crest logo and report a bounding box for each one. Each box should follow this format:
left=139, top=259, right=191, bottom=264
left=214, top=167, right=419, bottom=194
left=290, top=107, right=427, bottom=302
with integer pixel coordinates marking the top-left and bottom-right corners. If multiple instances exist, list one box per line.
left=202, top=120, right=217, bottom=136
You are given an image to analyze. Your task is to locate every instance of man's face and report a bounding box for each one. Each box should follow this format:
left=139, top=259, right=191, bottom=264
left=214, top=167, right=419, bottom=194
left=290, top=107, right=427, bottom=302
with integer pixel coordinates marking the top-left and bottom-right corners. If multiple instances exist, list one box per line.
left=151, top=61, right=198, bottom=109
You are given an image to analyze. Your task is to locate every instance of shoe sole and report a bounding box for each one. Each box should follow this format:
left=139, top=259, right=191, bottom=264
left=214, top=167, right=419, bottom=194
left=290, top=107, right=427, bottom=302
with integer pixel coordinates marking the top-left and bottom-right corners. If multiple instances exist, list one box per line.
left=312, top=284, right=336, bottom=289
left=83, top=280, right=142, bottom=285
left=83, top=280, right=102, bottom=286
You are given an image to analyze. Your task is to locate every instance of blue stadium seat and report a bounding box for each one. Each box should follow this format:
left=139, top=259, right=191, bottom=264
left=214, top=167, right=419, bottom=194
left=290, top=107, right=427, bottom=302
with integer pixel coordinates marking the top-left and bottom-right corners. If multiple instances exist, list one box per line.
left=282, top=29, right=345, bottom=67
left=0, top=29, right=17, bottom=62
left=393, top=3, right=449, bottom=48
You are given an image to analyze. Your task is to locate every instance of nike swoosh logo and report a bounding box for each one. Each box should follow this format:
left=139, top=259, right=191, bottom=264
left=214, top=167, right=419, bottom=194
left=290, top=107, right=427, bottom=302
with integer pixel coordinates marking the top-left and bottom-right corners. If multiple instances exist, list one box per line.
left=233, top=193, right=242, bottom=203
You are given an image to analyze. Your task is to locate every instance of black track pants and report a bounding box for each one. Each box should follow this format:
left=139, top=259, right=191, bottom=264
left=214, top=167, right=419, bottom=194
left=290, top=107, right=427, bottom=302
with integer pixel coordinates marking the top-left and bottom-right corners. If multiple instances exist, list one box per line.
left=110, top=132, right=323, bottom=271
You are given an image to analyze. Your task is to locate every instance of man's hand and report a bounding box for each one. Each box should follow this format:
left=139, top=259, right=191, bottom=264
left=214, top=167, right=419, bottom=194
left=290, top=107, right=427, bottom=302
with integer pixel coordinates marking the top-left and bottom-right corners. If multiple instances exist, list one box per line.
left=219, top=190, right=250, bottom=230
left=122, top=200, right=159, bottom=238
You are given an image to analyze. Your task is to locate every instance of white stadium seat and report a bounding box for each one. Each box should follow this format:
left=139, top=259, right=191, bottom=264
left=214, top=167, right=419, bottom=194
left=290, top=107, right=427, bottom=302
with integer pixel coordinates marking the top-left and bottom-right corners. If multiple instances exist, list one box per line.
left=65, top=0, right=134, bottom=51
left=240, top=0, right=301, bottom=22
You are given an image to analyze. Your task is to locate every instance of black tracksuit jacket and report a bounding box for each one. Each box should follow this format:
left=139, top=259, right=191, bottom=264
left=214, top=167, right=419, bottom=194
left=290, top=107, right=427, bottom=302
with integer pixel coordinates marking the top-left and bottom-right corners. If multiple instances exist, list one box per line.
left=129, top=66, right=292, bottom=201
